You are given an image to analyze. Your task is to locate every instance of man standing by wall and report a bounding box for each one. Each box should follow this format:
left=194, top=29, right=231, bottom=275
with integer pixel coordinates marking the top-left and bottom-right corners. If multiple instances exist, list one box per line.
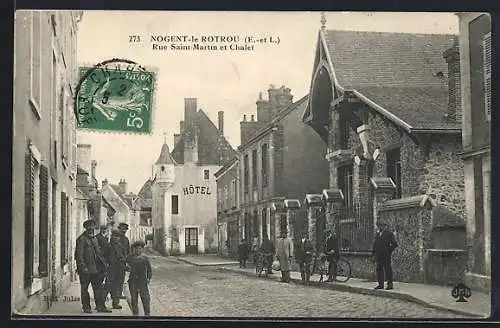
left=372, top=222, right=398, bottom=290
left=108, top=223, right=130, bottom=309
left=325, top=229, right=340, bottom=282
left=276, top=229, right=293, bottom=283
left=96, top=225, right=111, bottom=304
left=74, top=220, right=111, bottom=313
left=295, top=232, right=314, bottom=284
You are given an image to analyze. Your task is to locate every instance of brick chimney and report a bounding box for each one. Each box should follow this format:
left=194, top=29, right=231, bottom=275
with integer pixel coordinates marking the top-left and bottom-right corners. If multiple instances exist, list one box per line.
left=174, top=133, right=181, bottom=146
left=443, top=38, right=461, bottom=122
left=180, top=121, right=185, bottom=134
left=184, top=98, right=197, bottom=125
left=218, top=111, right=224, bottom=136
left=240, top=114, right=261, bottom=145
left=268, top=85, right=293, bottom=116
left=118, top=179, right=127, bottom=195
left=256, top=92, right=272, bottom=123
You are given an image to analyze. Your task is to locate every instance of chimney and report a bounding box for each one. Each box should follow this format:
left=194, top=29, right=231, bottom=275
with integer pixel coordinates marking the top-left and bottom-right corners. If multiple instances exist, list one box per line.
left=102, top=179, right=108, bottom=188
left=243, top=114, right=247, bottom=122
left=77, top=144, right=92, bottom=175
left=118, top=179, right=127, bottom=195
left=184, top=98, right=197, bottom=125
left=251, top=114, right=255, bottom=122
left=174, top=133, right=181, bottom=146
left=257, top=92, right=271, bottom=123
left=443, top=38, right=461, bottom=122
left=180, top=121, right=185, bottom=134
left=218, top=111, right=224, bottom=136
left=91, top=160, right=97, bottom=179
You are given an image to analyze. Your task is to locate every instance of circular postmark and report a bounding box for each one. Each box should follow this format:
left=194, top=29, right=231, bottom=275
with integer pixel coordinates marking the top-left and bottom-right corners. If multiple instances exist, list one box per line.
left=74, top=58, right=156, bottom=133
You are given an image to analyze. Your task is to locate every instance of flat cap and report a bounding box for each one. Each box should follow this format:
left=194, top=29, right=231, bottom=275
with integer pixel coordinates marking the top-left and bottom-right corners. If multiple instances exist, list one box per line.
left=118, top=223, right=129, bottom=228
left=83, top=219, right=96, bottom=229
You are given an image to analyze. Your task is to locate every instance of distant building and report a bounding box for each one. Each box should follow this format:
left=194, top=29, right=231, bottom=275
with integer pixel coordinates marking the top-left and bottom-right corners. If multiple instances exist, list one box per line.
left=215, top=156, right=240, bottom=257
left=133, top=179, right=154, bottom=244
left=101, top=179, right=135, bottom=230
left=12, top=10, right=83, bottom=314
left=152, top=99, right=236, bottom=255
left=457, top=13, right=491, bottom=293
left=303, top=28, right=467, bottom=283
left=238, top=86, right=330, bottom=251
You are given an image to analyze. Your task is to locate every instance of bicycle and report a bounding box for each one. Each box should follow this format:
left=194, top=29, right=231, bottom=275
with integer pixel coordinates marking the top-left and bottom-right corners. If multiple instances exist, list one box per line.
left=310, top=252, right=351, bottom=283
left=255, top=251, right=273, bottom=278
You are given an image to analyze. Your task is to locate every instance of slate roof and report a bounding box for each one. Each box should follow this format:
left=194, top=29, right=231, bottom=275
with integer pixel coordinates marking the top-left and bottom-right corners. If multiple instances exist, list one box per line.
left=109, top=184, right=133, bottom=208
left=171, top=109, right=237, bottom=165
left=136, top=179, right=153, bottom=208
left=316, top=30, right=460, bottom=131
left=155, top=143, right=176, bottom=165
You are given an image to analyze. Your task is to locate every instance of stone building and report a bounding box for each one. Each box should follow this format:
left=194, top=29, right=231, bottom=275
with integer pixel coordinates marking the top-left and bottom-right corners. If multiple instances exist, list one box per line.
left=457, top=13, right=491, bottom=293
left=215, top=156, right=240, bottom=257
left=302, top=27, right=467, bottom=284
left=101, top=179, right=136, bottom=230
left=12, top=10, right=83, bottom=314
left=238, top=86, right=330, bottom=256
left=151, top=99, right=236, bottom=255
left=133, top=179, right=154, bottom=244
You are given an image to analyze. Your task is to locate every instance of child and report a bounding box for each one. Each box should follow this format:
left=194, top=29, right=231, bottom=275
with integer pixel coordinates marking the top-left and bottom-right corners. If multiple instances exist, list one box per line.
left=126, top=241, right=152, bottom=316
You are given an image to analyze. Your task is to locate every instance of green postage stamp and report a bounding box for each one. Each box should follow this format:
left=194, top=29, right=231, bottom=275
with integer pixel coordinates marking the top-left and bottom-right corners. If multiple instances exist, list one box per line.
left=75, top=59, right=156, bottom=133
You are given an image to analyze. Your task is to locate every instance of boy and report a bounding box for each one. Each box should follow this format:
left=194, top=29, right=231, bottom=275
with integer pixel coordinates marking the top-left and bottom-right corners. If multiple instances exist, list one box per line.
left=126, top=241, right=152, bottom=316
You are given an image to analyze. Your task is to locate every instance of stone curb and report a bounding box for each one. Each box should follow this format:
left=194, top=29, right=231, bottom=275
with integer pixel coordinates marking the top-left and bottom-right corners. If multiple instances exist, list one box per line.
left=217, top=266, right=484, bottom=319
left=175, top=257, right=239, bottom=267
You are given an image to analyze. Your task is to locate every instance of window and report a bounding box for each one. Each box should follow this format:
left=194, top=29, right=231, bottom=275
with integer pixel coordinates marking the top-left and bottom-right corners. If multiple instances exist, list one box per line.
left=483, top=32, right=491, bottom=121
left=59, top=86, right=65, bottom=163
left=29, top=11, right=42, bottom=118
left=51, top=52, right=58, bottom=169
left=244, top=154, right=249, bottom=193
left=261, top=208, right=268, bottom=238
left=261, top=143, right=268, bottom=187
left=252, top=149, right=257, bottom=188
left=339, top=116, right=349, bottom=149
left=171, top=195, right=179, bottom=214
left=253, top=211, right=259, bottom=237
left=60, top=192, right=69, bottom=267
left=24, top=150, right=41, bottom=287
left=204, top=169, right=210, bottom=180
left=338, top=164, right=354, bottom=210
left=217, top=188, right=222, bottom=207
left=231, top=179, right=237, bottom=208
left=39, top=165, right=49, bottom=277
left=387, top=148, right=402, bottom=198
left=223, top=185, right=229, bottom=209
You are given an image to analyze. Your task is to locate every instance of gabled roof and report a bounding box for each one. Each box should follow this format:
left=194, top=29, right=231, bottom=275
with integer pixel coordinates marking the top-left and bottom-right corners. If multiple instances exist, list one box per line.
left=305, top=29, right=460, bottom=132
left=171, top=109, right=237, bottom=165
left=107, top=184, right=133, bottom=208
left=239, top=95, right=310, bottom=150
left=155, top=143, right=176, bottom=165
left=135, top=179, right=153, bottom=208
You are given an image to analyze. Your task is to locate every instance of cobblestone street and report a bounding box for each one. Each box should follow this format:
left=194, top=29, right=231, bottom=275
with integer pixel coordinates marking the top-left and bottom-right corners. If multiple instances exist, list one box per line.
left=141, top=257, right=467, bottom=318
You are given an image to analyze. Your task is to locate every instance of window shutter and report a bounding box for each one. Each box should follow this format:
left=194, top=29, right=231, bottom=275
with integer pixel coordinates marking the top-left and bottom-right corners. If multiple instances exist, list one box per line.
left=24, top=153, right=34, bottom=287
left=483, top=33, right=492, bottom=121
left=60, top=193, right=67, bottom=267
left=39, top=165, right=49, bottom=276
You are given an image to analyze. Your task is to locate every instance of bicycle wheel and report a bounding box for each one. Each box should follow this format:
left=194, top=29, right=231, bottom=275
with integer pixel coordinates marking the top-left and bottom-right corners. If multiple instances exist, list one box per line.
left=335, top=258, right=351, bottom=282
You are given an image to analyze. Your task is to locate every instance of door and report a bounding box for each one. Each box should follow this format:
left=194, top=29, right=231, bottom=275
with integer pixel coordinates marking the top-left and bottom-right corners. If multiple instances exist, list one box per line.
left=185, top=227, right=198, bottom=254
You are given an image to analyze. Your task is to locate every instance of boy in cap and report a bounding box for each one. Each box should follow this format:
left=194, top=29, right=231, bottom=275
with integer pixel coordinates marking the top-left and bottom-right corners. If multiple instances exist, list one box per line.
left=127, top=241, right=152, bottom=316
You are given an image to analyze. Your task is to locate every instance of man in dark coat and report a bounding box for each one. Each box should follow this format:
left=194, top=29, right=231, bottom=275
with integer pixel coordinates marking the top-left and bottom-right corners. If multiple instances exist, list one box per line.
left=295, top=233, right=315, bottom=284
left=237, top=238, right=249, bottom=268
left=324, top=229, right=340, bottom=282
left=259, top=234, right=275, bottom=274
left=74, top=219, right=112, bottom=313
left=108, top=223, right=130, bottom=309
left=96, top=225, right=111, bottom=305
left=372, top=221, right=398, bottom=290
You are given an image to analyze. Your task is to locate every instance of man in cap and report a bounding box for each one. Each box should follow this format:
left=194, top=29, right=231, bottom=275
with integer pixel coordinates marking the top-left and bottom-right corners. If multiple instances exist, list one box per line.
left=108, top=223, right=130, bottom=308
left=74, top=219, right=112, bottom=313
left=324, top=229, right=340, bottom=282
left=372, top=221, right=398, bottom=290
left=96, top=225, right=111, bottom=304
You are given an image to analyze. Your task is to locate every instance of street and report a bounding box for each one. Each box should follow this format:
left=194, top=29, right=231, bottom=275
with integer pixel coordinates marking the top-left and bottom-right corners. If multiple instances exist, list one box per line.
left=139, top=257, right=467, bottom=318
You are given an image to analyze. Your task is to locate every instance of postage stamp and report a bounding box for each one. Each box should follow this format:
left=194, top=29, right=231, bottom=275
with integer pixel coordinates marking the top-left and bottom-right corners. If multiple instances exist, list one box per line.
left=75, top=59, right=156, bottom=133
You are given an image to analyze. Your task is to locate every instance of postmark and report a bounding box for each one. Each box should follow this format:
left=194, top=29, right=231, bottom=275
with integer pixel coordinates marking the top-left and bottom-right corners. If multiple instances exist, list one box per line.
left=75, top=58, right=156, bottom=134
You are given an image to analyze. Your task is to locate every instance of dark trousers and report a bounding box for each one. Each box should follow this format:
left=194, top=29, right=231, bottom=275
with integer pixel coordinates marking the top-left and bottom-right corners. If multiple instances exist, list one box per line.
left=79, top=272, right=105, bottom=310
left=128, top=280, right=151, bottom=315
left=265, top=255, right=273, bottom=273
left=239, top=257, right=247, bottom=268
left=298, top=260, right=312, bottom=282
left=327, top=259, right=337, bottom=280
left=376, top=256, right=393, bottom=286
left=110, top=267, right=126, bottom=305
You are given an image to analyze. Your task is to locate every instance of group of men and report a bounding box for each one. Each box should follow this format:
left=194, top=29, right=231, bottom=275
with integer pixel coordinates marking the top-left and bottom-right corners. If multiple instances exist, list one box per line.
left=237, top=221, right=398, bottom=289
left=74, top=219, right=131, bottom=313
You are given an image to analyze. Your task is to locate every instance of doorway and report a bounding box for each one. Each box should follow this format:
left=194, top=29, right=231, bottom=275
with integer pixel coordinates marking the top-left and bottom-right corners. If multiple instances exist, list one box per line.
left=185, top=227, right=199, bottom=254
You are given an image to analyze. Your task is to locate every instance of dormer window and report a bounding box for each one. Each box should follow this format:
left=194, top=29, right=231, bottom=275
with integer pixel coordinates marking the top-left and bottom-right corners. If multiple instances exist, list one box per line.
left=161, top=166, right=165, bottom=172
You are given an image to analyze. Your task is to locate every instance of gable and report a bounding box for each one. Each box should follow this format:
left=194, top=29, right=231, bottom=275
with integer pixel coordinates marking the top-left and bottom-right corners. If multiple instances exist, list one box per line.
left=171, top=110, right=237, bottom=165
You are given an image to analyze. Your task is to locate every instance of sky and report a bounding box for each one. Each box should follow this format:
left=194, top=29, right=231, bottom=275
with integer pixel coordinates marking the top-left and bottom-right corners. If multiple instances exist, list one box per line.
left=76, top=11, right=459, bottom=193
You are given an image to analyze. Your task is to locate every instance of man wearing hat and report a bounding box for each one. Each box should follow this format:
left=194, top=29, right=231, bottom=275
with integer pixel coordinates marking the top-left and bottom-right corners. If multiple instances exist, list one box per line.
left=275, top=229, right=293, bottom=283
left=74, top=219, right=112, bottom=313
left=108, top=223, right=130, bottom=308
left=324, top=229, right=340, bottom=282
left=96, top=225, right=111, bottom=304
left=372, top=221, right=398, bottom=290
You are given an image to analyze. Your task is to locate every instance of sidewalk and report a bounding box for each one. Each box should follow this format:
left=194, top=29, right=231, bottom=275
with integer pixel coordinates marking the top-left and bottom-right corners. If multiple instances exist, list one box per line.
left=44, top=280, right=132, bottom=317
left=217, top=264, right=490, bottom=319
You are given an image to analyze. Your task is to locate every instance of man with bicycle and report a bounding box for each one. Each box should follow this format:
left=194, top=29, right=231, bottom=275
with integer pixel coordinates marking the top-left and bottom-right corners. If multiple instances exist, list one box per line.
left=295, top=232, right=314, bottom=284
left=324, top=229, right=340, bottom=282
left=259, top=234, right=275, bottom=275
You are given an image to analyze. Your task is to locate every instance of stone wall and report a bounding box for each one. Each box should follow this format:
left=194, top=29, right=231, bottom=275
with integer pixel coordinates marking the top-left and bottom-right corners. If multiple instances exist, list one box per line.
left=418, top=134, right=465, bottom=216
